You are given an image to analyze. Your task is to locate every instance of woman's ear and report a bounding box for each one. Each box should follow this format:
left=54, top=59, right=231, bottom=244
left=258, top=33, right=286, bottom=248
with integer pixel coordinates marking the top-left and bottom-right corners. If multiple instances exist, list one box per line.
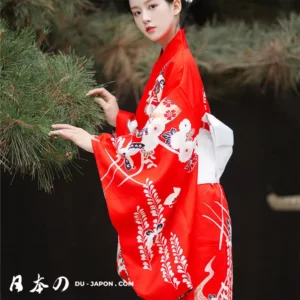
left=173, top=0, right=182, bottom=16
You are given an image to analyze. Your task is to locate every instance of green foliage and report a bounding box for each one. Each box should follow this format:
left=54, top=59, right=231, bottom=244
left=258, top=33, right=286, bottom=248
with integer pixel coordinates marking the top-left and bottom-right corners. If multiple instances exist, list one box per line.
left=0, top=21, right=105, bottom=192
left=189, top=13, right=300, bottom=97
left=0, top=0, right=97, bottom=30
left=135, top=13, right=300, bottom=99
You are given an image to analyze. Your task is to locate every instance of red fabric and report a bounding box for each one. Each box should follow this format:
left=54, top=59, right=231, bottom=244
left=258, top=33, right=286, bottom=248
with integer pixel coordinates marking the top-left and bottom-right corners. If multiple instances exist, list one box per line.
left=116, top=109, right=135, bottom=136
left=92, top=29, right=233, bottom=300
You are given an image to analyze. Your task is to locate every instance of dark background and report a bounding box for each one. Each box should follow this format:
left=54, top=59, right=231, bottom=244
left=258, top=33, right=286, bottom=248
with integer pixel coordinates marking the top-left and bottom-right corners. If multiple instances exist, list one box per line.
left=2, top=91, right=300, bottom=300
left=1, top=0, right=300, bottom=299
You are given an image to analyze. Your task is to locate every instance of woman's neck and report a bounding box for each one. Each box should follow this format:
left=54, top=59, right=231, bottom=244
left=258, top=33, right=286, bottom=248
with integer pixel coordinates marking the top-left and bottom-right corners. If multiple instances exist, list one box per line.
left=160, top=25, right=180, bottom=51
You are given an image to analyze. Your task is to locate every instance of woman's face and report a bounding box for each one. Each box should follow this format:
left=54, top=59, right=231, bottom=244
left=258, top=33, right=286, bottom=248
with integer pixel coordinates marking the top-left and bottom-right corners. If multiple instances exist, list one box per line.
left=129, top=0, right=181, bottom=46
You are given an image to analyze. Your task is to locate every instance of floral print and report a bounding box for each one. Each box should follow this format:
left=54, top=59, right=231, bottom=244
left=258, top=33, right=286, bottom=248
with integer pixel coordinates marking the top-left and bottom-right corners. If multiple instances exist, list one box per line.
left=164, top=109, right=177, bottom=121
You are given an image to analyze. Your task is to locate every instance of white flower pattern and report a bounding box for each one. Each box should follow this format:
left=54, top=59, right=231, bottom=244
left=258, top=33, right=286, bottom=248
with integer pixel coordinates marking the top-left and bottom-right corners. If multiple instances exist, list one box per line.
left=133, top=179, right=195, bottom=290
left=170, top=119, right=196, bottom=163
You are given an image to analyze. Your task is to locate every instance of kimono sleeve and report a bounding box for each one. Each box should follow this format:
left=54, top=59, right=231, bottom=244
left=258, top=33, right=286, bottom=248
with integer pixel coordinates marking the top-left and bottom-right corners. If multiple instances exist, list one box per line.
left=91, top=83, right=197, bottom=222
left=91, top=75, right=199, bottom=299
left=115, top=109, right=137, bottom=136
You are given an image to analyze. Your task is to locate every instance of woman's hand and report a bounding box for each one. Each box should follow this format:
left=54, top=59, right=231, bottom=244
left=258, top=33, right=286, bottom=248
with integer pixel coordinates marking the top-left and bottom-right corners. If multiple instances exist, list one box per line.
left=48, top=124, right=94, bottom=153
left=86, top=87, right=119, bottom=127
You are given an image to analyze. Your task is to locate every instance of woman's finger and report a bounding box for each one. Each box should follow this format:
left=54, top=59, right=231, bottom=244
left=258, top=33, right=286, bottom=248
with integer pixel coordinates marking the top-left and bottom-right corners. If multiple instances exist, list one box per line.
left=48, top=129, right=77, bottom=139
left=86, top=88, right=115, bottom=102
left=86, top=88, right=106, bottom=97
left=51, top=124, right=77, bottom=129
left=94, top=97, right=109, bottom=110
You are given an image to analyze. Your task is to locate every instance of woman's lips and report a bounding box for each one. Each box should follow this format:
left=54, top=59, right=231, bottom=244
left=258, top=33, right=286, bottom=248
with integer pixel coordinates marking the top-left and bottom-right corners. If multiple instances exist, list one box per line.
left=146, top=27, right=156, bottom=33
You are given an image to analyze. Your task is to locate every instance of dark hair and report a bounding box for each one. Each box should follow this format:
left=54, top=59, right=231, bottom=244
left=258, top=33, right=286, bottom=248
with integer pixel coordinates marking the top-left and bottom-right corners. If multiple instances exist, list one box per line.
left=124, top=0, right=191, bottom=28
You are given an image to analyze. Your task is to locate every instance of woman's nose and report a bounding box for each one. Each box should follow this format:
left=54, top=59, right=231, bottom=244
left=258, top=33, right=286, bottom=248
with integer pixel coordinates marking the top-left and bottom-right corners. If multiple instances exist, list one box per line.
left=142, top=12, right=151, bottom=24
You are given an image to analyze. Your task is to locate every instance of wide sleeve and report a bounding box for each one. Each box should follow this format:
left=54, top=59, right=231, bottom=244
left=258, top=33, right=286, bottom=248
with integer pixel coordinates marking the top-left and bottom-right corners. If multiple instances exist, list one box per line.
left=115, top=109, right=137, bottom=136
left=91, top=70, right=201, bottom=299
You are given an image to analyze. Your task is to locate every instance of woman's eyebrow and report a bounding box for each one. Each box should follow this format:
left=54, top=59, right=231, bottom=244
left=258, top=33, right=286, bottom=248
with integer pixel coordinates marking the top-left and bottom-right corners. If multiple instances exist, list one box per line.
left=131, top=0, right=153, bottom=10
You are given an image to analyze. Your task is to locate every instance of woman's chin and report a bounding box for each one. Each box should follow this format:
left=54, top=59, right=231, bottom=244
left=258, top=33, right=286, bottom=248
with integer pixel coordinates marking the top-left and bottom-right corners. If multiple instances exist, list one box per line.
left=144, top=33, right=161, bottom=43
left=147, top=36, right=159, bottom=43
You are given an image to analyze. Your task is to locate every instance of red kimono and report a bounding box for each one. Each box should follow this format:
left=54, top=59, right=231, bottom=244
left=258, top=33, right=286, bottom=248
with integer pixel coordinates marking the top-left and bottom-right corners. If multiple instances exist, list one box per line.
left=92, top=29, right=234, bottom=300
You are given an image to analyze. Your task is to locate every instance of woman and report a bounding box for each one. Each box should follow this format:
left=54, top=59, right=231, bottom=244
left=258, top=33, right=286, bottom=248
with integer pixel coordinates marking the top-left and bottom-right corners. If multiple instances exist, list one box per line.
left=49, top=0, right=234, bottom=299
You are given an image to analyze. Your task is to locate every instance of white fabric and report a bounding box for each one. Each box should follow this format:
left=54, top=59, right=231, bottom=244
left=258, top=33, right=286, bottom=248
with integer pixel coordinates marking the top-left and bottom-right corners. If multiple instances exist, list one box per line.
left=195, top=113, right=234, bottom=184
left=127, top=119, right=138, bottom=133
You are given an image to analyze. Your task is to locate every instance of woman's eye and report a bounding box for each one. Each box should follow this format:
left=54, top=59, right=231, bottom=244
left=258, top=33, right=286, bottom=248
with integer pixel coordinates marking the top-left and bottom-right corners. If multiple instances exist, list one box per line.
left=133, top=5, right=156, bottom=16
left=133, top=11, right=140, bottom=17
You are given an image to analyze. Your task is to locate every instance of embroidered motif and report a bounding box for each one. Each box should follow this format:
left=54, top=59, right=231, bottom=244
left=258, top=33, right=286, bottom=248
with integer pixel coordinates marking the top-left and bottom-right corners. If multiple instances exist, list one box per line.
left=164, top=109, right=177, bottom=120
left=154, top=75, right=165, bottom=95
left=170, top=119, right=192, bottom=149
left=141, top=118, right=165, bottom=152
left=194, top=257, right=216, bottom=300
left=216, top=219, right=233, bottom=300
left=157, top=234, right=180, bottom=289
left=134, top=206, right=154, bottom=270
left=170, top=233, right=193, bottom=290
left=112, top=137, right=144, bottom=171
left=136, top=127, right=148, bottom=138
left=145, top=103, right=156, bottom=116
left=199, top=187, right=233, bottom=300
left=164, top=187, right=181, bottom=207
left=170, top=119, right=196, bottom=163
left=127, top=119, right=138, bottom=134
left=143, top=150, right=157, bottom=169
left=145, top=74, right=166, bottom=115
left=141, top=149, right=154, bottom=159
left=145, top=223, right=164, bottom=251
left=104, top=117, right=196, bottom=189
left=143, top=179, right=166, bottom=234
left=162, top=128, right=177, bottom=145
left=137, top=179, right=181, bottom=289
left=163, top=99, right=173, bottom=107
left=202, top=89, right=209, bottom=113
left=184, top=153, right=198, bottom=173
left=152, top=98, right=181, bottom=124
left=186, top=128, right=195, bottom=141
left=179, top=141, right=195, bottom=163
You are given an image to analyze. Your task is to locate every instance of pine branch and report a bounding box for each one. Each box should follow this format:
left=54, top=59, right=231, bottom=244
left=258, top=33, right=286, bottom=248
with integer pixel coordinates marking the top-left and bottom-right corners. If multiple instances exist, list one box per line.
left=0, top=21, right=105, bottom=193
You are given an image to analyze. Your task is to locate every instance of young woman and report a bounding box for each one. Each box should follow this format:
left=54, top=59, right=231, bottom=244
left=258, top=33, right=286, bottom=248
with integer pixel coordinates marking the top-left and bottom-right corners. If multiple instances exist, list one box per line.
left=49, top=1, right=234, bottom=299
